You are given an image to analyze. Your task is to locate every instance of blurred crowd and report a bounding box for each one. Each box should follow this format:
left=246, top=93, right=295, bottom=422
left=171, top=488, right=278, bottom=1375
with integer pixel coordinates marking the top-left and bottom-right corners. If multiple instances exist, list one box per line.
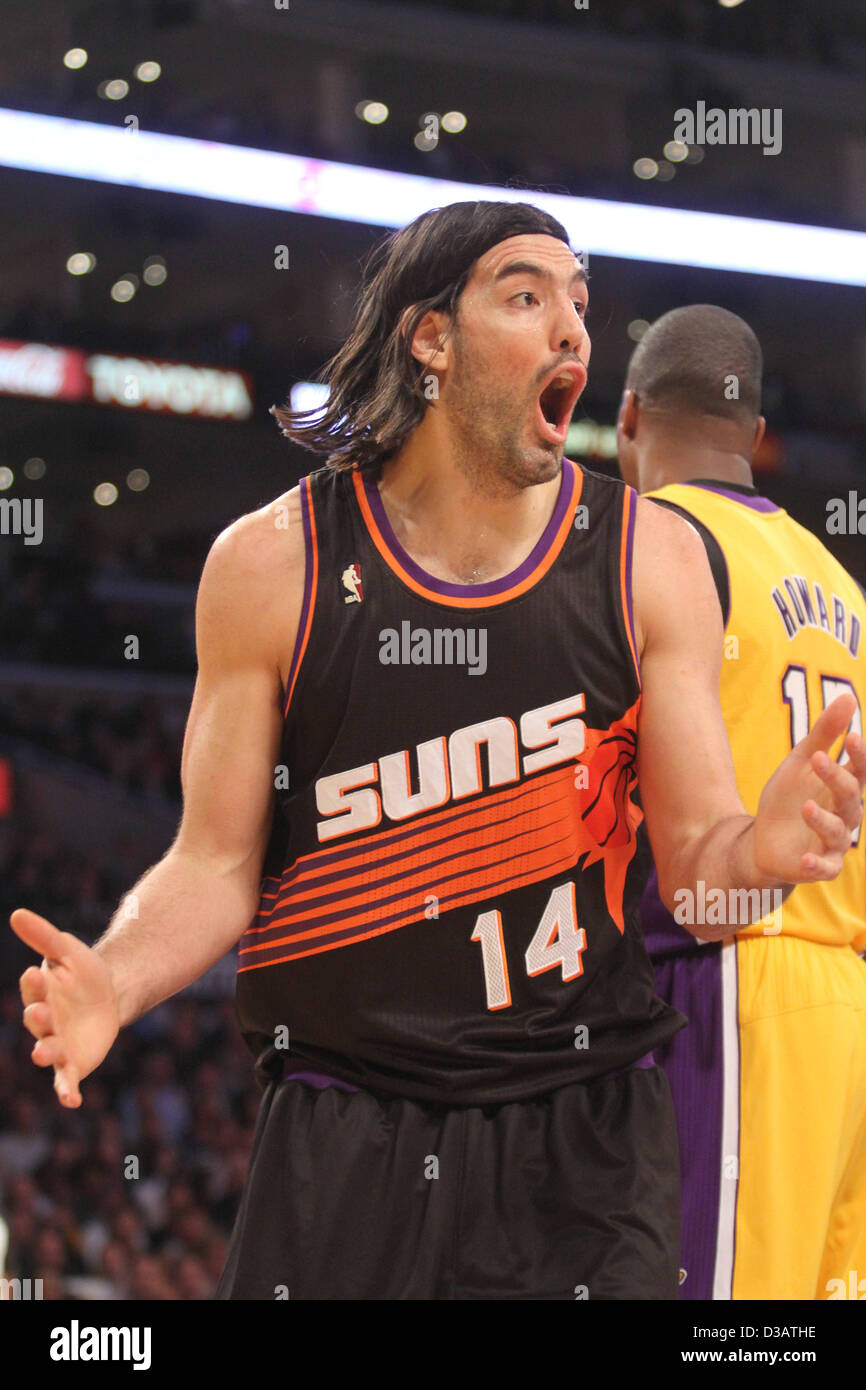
left=0, top=656, right=258, bottom=1300
left=0, top=533, right=199, bottom=674
left=1, top=829, right=143, bottom=963
left=0, top=987, right=253, bottom=1301
left=0, top=825, right=252, bottom=1301
left=0, top=690, right=187, bottom=802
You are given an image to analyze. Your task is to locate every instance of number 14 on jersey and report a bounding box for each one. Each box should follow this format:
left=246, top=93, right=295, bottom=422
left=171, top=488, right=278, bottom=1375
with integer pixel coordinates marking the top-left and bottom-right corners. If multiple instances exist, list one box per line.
left=471, top=881, right=586, bottom=1011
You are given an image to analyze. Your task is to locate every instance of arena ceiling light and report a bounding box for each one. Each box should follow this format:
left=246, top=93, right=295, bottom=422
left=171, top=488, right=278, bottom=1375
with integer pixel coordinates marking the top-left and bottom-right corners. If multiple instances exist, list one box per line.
left=0, top=107, right=864, bottom=286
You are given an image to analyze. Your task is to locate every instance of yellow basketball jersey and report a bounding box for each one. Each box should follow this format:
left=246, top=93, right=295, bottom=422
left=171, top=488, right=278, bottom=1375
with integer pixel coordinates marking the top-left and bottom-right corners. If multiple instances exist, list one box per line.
left=648, top=481, right=866, bottom=950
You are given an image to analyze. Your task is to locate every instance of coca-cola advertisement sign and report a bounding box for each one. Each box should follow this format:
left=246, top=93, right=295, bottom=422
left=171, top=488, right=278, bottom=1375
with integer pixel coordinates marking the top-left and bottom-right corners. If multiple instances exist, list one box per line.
left=0, top=340, right=88, bottom=400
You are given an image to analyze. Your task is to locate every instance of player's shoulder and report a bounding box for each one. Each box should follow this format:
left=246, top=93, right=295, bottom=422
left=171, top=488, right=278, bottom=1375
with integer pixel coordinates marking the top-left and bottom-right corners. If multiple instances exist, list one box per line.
left=206, top=484, right=305, bottom=581
left=196, top=484, right=308, bottom=650
left=633, top=488, right=708, bottom=560
left=195, top=486, right=308, bottom=674
left=572, top=461, right=696, bottom=532
left=569, top=459, right=629, bottom=503
left=568, top=461, right=708, bottom=572
left=631, top=491, right=721, bottom=651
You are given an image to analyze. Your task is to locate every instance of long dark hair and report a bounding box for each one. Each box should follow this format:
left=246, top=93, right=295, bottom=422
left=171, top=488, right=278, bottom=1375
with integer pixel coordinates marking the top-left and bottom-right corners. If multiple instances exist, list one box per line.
left=270, top=200, right=572, bottom=477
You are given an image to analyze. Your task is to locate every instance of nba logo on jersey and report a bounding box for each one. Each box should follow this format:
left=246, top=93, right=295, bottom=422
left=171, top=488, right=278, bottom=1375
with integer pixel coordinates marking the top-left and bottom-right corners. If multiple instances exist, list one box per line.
left=341, top=562, right=363, bottom=604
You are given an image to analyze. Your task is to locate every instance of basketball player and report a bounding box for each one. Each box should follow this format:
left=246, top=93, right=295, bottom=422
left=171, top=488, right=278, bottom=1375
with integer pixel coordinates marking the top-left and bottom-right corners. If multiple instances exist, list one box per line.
left=11, top=205, right=866, bottom=1301
left=617, top=304, right=866, bottom=1301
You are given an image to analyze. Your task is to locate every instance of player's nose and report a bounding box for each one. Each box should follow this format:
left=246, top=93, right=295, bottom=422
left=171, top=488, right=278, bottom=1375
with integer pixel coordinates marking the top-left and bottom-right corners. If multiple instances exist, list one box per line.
left=552, top=300, right=589, bottom=361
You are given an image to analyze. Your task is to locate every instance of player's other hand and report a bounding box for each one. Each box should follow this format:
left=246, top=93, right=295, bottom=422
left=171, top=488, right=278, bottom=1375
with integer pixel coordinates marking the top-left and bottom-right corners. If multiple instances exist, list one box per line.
left=10, top=909, right=120, bottom=1108
left=753, top=693, right=866, bottom=885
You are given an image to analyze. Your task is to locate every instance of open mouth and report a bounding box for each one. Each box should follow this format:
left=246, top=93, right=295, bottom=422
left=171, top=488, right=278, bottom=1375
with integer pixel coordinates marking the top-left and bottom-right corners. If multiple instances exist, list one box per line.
left=536, top=364, right=585, bottom=442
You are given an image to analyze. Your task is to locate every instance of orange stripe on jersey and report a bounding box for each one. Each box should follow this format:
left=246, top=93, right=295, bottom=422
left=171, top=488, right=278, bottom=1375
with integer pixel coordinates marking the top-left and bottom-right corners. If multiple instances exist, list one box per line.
left=352, top=459, right=583, bottom=608
left=244, top=781, right=576, bottom=944
left=256, top=760, right=575, bottom=903
left=239, top=696, right=643, bottom=969
left=282, top=475, right=319, bottom=719
left=237, top=843, right=585, bottom=971
left=239, top=822, right=575, bottom=956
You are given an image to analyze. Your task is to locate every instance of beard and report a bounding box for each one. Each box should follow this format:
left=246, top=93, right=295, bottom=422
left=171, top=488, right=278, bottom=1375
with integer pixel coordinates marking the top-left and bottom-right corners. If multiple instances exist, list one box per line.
left=444, top=340, right=562, bottom=498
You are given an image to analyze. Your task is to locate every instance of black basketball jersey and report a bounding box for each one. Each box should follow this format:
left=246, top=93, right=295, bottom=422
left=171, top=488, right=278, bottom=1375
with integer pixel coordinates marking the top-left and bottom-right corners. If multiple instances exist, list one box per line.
left=235, top=457, right=684, bottom=1104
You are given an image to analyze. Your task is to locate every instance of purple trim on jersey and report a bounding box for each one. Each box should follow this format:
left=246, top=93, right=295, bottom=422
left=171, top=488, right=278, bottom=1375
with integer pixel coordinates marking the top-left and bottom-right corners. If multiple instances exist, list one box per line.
left=606, top=1049, right=656, bottom=1077
left=624, top=488, right=640, bottom=682
left=652, top=946, right=725, bottom=1301
left=282, top=477, right=315, bottom=718
left=683, top=482, right=780, bottom=514
left=282, top=1063, right=360, bottom=1092
left=361, top=458, right=575, bottom=597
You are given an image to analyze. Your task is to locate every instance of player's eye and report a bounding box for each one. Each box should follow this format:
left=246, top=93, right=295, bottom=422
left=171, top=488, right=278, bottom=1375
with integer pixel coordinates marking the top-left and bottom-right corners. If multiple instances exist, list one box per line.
left=573, top=301, right=588, bottom=319
left=514, top=291, right=537, bottom=306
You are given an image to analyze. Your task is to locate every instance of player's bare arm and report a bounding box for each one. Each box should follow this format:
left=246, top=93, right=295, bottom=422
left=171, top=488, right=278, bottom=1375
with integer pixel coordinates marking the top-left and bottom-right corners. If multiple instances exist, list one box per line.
left=10, top=488, right=306, bottom=1106
left=633, top=497, right=866, bottom=941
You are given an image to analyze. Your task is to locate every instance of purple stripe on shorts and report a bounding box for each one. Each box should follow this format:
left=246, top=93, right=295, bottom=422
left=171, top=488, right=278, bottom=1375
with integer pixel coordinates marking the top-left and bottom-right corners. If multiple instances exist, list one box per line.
left=652, top=947, right=725, bottom=1301
left=282, top=1062, right=360, bottom=1092
left=606, top=1050, right=656, bottom=1078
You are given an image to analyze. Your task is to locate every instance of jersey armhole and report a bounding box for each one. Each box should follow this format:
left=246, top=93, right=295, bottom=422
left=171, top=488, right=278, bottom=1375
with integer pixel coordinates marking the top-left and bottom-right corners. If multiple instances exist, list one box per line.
left=649, top=497, right=731, bottom=627
left=620, top=485, right=641, bottom=688
left=281, top=475, right=319, bottom=720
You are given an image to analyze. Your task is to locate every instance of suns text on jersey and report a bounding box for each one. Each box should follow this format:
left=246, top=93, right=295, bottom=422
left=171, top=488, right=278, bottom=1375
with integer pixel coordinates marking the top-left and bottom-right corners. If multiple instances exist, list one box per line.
left=314, top=693, right=587, bottom=842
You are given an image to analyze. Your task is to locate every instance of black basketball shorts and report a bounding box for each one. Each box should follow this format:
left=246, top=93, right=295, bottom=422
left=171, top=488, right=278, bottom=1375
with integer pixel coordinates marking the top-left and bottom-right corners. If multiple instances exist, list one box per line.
left=216, top=1060, right=680, bottom=1301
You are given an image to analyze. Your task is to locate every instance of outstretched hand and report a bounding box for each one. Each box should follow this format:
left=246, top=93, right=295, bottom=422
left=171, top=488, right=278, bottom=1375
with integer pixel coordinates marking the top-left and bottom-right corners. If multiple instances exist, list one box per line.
left=753, top=693, right=866, bottom=886
left=10, top=909, right=120, bottom=1108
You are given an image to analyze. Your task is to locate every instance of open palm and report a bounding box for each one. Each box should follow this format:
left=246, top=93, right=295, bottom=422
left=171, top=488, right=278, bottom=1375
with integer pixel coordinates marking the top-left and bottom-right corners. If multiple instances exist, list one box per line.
left=10, top=909, right=120, bottom=1107
left=753, top=693, right=866, bottom=885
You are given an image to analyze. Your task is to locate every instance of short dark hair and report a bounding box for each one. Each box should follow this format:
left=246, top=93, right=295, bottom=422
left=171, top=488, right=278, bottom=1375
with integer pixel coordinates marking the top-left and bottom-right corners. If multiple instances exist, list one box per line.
left=625, top=304, right=762, bottom=422
left=271, top=200, right=573, bottom=477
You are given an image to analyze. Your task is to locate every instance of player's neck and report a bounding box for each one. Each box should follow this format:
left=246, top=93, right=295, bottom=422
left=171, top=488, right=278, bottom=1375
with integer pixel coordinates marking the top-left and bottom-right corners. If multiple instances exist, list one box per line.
left=374, top=427, right=563, bottom=585
left=639, top=446, right=754, bottom=495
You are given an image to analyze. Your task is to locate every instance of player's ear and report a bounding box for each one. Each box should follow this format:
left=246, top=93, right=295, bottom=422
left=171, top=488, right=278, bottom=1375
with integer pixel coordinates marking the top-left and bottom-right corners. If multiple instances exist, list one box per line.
left=404, top=307, right=450, bottom=374
left=752, top=414, right=766, bottom=457
left=616, top=391, right=640, bottom=487
left=617, top=389, right=638, bottom=440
